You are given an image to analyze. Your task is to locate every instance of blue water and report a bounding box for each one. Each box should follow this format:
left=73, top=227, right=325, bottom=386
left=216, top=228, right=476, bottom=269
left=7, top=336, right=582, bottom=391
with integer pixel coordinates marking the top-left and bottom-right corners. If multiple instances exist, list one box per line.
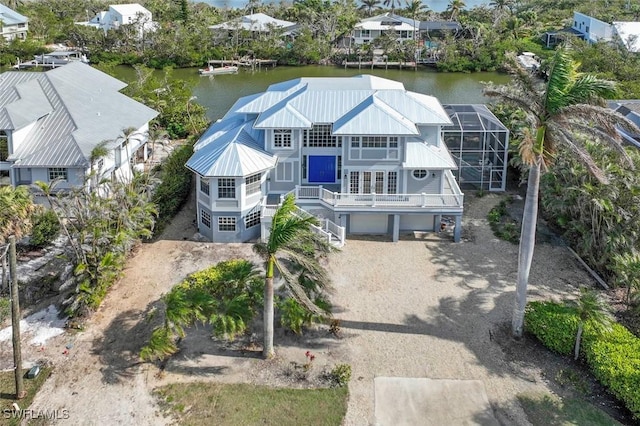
left=192, top=0, right=490, bottom=13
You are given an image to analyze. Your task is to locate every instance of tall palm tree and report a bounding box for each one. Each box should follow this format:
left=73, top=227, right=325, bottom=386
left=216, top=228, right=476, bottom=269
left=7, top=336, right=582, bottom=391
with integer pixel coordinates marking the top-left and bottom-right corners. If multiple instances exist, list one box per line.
left=383, top=0, right=400, bottom=14
left=446, top=0, right=466, bottom=21
left=405, top=0, right=426, bottom=61
left=253, top=194, right=333, bottom=358
left=570, top=288, right=613, bottom=360
left=359, top=0, right=381, bottom=17
left=484, top=48, right=637, bottom=338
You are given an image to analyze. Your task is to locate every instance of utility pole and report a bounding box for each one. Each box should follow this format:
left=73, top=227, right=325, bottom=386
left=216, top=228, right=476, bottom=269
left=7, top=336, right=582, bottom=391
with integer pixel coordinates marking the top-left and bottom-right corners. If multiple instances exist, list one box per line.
left=9, top=236, right=25, bottom=399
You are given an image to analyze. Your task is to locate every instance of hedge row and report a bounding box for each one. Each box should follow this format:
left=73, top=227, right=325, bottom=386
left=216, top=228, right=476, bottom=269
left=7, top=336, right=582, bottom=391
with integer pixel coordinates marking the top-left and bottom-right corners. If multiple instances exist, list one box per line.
left=525, top=301, right=640, bottom=419
left=152, top=141, right=194, bottom=235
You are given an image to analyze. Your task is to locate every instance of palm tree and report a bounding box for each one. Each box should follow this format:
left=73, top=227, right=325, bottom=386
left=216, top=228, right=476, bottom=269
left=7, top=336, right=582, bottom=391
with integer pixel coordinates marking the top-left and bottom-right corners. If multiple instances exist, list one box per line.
left=405, top=0, right=426, bottom=61
left=383, top=0, right=400, bottom=14
left=359, top=0, right=381, bottom=17
left=0, top=185, right=36, bottom=243
left=253, top=194, right=333, bottom=358
left=446, top=0, right=466, bottom=21
left=569, top=288, right=613, bottom=360
left=484, top=48, right=638, bottom=338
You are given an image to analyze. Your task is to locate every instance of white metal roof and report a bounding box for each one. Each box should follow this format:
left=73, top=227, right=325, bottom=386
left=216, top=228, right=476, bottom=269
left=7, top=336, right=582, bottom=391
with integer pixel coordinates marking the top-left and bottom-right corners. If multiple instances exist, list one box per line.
left=333, top=95, right=418, bottom=135
left=402, top=141, right=458, bottom=169
left=0, top=4, right=28, bottom=25
left=210, top=13, right=295, bottom=32
left=109, top=4, right=151, bottom=16
left=613, top=22, right=640, bottom=53
left=186, top=120, right=276, bottom=177
left=0, top=62, right=157, bottom=167
left=190, top=75, right=456, bottom=175
left=355, top=13, right=417, bottom=31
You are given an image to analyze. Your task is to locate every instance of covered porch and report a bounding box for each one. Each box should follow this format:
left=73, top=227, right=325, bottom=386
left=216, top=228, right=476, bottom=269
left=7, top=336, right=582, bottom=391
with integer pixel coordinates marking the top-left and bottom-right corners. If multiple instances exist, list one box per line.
left=261, top=171, right=464, bottom=243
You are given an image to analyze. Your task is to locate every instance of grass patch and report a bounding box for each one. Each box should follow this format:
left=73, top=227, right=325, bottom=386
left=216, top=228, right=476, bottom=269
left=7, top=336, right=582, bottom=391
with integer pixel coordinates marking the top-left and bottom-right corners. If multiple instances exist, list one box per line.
left=0, top=367, right=52, bottom=426
left=517, top=391, right=622, bottom=426
left=155, top=382, right=348, bottom=426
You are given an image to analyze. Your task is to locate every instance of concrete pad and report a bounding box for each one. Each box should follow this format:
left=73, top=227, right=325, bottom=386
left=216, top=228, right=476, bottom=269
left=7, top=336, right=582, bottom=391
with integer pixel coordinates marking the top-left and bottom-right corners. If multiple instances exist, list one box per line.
left=374, top=377, right=499, bottom=426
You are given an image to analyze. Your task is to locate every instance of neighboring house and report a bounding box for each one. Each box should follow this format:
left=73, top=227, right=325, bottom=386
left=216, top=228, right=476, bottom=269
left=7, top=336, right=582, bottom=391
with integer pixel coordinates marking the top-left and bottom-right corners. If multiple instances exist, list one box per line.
left=571, top=11, right=612, bottom=44
left=543, top=11, right=640, bottom=52
left=0, top=4, right=28, bottom=41
left=185, top=75, right=509, bottom=244
left=77, top=3, right=157, bottom=38
left=0, top=62, right=158, bottom=190
left=352, top=13, right=418, bottom=45
left=209, top=13, right=297, bottom=38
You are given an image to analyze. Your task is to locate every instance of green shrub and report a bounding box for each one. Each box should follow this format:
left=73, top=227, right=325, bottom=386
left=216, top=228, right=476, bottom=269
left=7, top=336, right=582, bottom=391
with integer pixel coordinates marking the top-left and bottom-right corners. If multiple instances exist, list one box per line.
left=277, top=297, right=325, bottom=335
left=525, top=301, right=578, bottom=355
left=527, top=300, right=640, bottom=419
left=329, top=364, right=352, bottom=387
left=30, top=209, right=60, bottom=248
left=584, top=323, right=640, bottom=419
left=152, top=141, right=194, bottom=234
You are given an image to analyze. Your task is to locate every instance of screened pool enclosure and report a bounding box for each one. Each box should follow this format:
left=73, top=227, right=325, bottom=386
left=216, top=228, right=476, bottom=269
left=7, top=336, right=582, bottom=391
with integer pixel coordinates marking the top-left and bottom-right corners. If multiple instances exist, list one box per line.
left=442, top=104, right=510, bottom=191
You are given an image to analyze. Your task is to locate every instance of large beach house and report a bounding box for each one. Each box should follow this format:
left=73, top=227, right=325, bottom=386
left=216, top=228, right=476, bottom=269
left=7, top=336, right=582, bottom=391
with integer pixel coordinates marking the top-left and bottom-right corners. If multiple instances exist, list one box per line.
left=187, top=75, right=509, bottom=245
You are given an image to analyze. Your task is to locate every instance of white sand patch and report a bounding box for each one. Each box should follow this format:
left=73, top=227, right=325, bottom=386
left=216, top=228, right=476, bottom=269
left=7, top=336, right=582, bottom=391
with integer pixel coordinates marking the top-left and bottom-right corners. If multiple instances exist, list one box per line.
left=0, top=305, right=66, bottom=346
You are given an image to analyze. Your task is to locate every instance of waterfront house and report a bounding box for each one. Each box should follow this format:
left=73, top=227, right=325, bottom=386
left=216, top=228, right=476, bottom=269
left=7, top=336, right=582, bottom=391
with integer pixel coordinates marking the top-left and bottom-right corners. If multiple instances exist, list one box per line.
left=543, top=12, right=640, bottom=52
left=186, top=75, right=509, bottom=244
left=0, top=4, right=28, bottom=41
left=0, top=62, right=158, bottom=190
left=351, top=13, right=418, bottom=46
left=77, top=3, right=157, bottom=38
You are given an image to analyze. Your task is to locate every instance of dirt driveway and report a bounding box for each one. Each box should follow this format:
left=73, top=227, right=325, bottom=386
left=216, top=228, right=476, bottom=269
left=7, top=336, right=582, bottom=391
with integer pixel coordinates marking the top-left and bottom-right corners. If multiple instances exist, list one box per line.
left=19, top=193, right=591, bottom=425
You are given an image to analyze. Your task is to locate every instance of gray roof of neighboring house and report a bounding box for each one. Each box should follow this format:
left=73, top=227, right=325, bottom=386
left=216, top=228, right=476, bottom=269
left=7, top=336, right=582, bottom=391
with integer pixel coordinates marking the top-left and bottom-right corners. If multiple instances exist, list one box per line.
left=419, top=21, right=461, bottom=31
left=186, top=118, right=275, bottom=177
left=0, top=62, right=157, bottom=168
left=0, top=4, right=28, bottom=25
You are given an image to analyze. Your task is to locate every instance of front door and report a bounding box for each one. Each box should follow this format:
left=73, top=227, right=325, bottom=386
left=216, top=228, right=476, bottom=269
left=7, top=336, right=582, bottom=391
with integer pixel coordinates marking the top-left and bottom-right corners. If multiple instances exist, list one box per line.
left=308, top=155, right=336, bottom=183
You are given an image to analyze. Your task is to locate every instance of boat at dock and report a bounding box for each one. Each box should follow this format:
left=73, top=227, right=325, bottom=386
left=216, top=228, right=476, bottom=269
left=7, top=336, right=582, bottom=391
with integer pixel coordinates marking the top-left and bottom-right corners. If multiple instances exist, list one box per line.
left=13, top=51, right=89, bottom=70
left=198, top=65, right=239, bottom=75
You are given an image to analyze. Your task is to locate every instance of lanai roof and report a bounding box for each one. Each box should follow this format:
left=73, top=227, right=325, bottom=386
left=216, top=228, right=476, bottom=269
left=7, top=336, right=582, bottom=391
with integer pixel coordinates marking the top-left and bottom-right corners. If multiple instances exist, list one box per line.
left=0, top=4, right=28, bottom=25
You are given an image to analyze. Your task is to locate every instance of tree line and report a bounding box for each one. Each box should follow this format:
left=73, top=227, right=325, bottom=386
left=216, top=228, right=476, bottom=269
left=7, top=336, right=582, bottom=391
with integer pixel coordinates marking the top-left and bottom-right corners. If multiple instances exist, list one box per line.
left=0, top=0, right=639, bottom=93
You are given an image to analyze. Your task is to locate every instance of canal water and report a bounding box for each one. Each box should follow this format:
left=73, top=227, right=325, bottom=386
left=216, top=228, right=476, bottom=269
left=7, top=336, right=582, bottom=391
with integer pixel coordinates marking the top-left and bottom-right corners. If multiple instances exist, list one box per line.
left=113, top=65, right=511, bottom=121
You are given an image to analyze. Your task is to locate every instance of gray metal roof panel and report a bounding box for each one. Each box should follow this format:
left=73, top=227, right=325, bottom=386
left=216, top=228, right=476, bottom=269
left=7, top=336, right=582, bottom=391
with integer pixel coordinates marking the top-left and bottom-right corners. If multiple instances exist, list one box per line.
left=333, top=96, right=418, bottom=135
left=2, top=63, right=157, bottom=167
left=0, top=4, right=28, bottom=25
left=402, top=140, right=457, bottom=169
left=186, top=127, right=277, bottom=177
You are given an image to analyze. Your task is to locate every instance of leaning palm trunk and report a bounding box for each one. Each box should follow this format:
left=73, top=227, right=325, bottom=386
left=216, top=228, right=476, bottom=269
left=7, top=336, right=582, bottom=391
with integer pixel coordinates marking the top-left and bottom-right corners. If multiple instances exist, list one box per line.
left=263, top=263, right=275, bottom=359
left=574, top=322, right=584, bottom=360
left=513, top=157, right=541, bottom=337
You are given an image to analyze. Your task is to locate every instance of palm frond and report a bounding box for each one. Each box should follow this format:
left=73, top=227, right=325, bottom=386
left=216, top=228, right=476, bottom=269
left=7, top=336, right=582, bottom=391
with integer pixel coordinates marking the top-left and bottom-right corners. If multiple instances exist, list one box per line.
left=274, top=258, right=324, bottom=314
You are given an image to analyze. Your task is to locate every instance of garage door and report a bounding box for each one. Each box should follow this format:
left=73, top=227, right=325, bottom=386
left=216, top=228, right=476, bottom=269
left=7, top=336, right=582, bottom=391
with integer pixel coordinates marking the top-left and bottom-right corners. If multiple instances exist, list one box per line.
left=350, top=214, right=388, bottom=234
left=400, top=214, right=435, bottom=232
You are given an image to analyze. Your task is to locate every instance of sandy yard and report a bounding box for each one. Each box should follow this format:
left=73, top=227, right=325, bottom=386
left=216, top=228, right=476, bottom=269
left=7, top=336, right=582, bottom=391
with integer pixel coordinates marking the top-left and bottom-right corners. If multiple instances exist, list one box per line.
left=3, top=191, right=597, bottom=425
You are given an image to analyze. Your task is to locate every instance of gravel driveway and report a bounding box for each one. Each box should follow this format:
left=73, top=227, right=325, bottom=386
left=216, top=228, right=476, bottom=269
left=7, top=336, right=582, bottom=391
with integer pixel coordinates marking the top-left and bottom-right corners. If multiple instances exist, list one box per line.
left=20, top=193, right=591, bottom=425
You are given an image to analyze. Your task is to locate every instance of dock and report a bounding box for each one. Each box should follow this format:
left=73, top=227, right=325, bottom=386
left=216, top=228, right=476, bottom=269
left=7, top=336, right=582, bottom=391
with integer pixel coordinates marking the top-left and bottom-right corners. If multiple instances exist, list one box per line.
left=205, top=58, right=278, bottom=69
left=342, top=59, right=418, bottom=70
left=13, top=51, right=88, bottom=70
